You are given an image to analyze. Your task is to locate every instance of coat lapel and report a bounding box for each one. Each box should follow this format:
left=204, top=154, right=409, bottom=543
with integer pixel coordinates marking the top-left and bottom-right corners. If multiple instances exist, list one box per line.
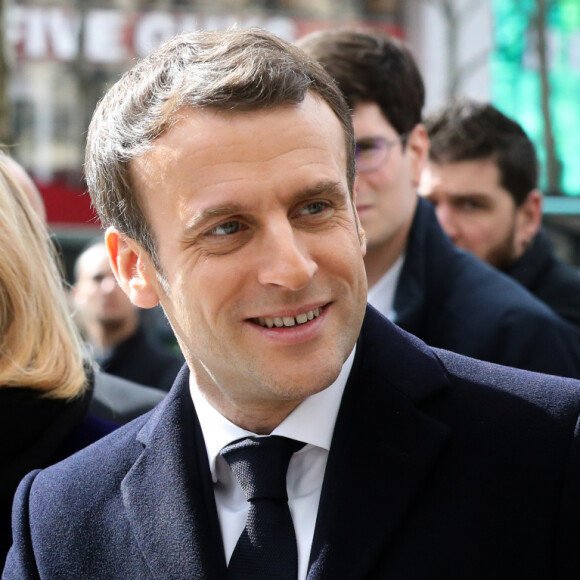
left=392, top=197, right=429, bottom=332
left=121, top=367, right=227, bottom=580
left=393, top=198, right=452, bottom=338
left=309, top=307, right=451, bottom=579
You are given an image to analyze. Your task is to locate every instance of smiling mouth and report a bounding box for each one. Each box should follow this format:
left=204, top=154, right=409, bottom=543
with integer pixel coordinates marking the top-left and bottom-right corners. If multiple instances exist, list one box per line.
left=253, top=307, right=323, bottom=328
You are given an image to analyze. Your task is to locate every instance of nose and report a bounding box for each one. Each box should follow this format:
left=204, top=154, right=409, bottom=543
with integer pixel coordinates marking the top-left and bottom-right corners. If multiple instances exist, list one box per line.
left=101, top=275, right=119, bottom=294
left=257, top=223, right=318, bottom=291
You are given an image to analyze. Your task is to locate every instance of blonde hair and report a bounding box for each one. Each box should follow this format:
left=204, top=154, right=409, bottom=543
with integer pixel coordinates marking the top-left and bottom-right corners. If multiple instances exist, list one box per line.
left=0, top=159, right=87, bottom=398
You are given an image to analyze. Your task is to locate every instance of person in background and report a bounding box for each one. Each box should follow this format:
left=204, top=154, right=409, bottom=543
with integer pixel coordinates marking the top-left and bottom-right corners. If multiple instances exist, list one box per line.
left=0, top=157, right=119, bottom=565
left=298, top=27, right=580, bottom=378
left=1, top=151, right=166, bottom=423
left=72, top=242, right=184, bottom=392
left=420, top=99, right=580, bottom=328
left=0, top=153, right=46, bottom=222
left=4, top=28, right=580, bottom=579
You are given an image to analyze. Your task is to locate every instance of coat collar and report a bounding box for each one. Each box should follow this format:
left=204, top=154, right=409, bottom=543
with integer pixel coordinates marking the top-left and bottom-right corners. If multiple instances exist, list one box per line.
left=393, top=197, right=455, bottom=335
left=121, top=365, right=227, bottom=579
left=308, top=307, right=451, bottom=579
left=506, top=228, right=553, bottom=291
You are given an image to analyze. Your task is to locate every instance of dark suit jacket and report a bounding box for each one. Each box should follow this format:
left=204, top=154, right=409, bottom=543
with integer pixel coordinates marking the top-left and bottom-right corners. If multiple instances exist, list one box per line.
left=506, top=228, right=580, bottom=329
left=4, top=307, right=580, bottom=579
left=96, top=324, right=184, bottom=392
left=394, top=198, right=580, bottom=378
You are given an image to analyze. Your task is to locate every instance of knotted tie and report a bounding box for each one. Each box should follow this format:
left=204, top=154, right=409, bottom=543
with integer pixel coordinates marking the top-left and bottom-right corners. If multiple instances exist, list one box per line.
left=219, top=435, right=305, bottom=580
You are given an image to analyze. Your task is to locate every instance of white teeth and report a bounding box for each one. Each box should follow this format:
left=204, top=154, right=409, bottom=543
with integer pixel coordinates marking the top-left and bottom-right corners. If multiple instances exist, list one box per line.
left=257, top=307, right=323, bottom=328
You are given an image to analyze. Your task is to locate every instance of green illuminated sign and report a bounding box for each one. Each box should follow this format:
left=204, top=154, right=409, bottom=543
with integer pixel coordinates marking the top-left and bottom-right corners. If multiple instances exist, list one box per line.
left=491, top=0, right=580, bottom=196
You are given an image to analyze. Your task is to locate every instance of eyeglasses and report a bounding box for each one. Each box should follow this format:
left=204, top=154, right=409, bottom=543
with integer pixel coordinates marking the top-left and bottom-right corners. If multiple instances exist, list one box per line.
left=354, top=134, right=409, bottom=173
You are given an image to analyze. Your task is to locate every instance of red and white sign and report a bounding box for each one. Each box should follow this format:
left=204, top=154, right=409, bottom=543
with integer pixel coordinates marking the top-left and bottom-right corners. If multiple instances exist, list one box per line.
left=8, top=6, right=403, bottom=64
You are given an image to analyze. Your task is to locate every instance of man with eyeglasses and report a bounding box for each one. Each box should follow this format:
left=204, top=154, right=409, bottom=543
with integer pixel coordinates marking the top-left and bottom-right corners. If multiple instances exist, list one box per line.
left=298, top=28, right=580, bottom=378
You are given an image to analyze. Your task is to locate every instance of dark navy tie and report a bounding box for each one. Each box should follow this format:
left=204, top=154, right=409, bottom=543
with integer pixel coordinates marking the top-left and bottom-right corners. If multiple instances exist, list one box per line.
left=220, top=435, right=305, bottom=580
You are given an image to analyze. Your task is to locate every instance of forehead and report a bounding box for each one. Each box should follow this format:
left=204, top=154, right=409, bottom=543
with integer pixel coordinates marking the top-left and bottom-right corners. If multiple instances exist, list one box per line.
left=77, top=246, right=112, bottom=278
left=425, top=159, right=503, bottom=194
left=129, top=94, right=348, bottom=218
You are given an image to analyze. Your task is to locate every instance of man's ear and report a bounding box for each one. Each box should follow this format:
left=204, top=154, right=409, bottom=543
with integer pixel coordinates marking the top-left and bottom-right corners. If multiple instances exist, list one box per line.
left=515, top=189, right=543, bottom=254
left=406, top=123, right=430, bottom=187
left=105, top=227, right=160, bottom=309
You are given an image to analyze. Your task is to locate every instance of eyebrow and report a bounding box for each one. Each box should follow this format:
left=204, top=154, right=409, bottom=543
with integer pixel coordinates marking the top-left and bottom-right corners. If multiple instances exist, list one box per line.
left=449, top=192, right=492, bottom=200
left=185, top=180, right=347, bottom=233
left=293, top=180, right=346, bottom=203
left=355, top=136, right=382, bottom=142
left=423, top=189, right=490, bottom=199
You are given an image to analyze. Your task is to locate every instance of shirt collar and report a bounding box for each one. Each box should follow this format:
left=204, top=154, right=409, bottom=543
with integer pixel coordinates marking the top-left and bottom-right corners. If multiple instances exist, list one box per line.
left=190, top=347, right=355, bottom=482
left=367, top=253, right=405, bottom=321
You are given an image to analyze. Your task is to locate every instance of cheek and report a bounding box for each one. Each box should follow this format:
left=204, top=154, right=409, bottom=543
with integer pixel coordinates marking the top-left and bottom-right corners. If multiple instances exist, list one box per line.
left=360, top=167, right=391, bottom=192
left=464, top=223, right=492, bottom=247
left=323, top=231, right=366, bottom=277
left=376, top=168, right=398, bottom=191
left=112, top=287, right=128, bottom=300
left=176, top=263, right=244, bottom=324
left=483, top=212, right=511, bottom=241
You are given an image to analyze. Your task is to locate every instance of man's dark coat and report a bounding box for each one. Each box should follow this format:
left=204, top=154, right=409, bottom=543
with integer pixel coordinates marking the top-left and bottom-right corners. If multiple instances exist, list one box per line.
left=506, top=228, right=580, bottom=329
left=97, top=324, right=184, bottom=392
left=394, top=198, right=580, bottom=378
left=4, top=307, right=580, bottom=579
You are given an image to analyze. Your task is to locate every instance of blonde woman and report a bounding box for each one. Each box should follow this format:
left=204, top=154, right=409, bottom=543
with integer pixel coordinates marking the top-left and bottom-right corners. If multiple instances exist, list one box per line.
left=0, top=158, right=117, bottom=564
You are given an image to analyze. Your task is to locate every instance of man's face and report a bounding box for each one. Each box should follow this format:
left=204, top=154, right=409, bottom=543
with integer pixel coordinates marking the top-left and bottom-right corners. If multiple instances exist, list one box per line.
left=115, top=94, right=367, bottom=430
left=419, top=158, right=526, bottom=269
left=352, top=102, right=425, bottom=259
left=73, top=245, right=137, bottom=326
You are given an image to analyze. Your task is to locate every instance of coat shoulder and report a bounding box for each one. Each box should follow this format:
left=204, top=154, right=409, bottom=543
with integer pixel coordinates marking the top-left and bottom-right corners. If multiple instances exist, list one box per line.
left=433, top=346, right=580, bottom=417
left=30, top=413, right=148, bottom=502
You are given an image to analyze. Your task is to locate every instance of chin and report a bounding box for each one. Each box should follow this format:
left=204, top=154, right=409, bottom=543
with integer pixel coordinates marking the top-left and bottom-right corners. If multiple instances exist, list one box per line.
left=275, top=364, right=343, bottom=400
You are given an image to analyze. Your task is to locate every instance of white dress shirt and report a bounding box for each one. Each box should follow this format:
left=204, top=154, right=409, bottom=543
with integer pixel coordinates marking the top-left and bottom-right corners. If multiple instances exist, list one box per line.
left=367, top=253, right=405, bottom=321
left=190, top=348, right=355, bottom=580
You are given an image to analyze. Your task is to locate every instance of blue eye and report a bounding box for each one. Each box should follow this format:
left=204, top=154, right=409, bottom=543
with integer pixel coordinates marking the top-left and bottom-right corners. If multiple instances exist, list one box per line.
left=209, top=221, right=241, bottom=235
left=301, top=202, right=327, bottom=215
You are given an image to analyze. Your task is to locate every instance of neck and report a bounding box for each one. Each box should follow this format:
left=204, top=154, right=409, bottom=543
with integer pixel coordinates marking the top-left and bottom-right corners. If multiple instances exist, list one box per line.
left=229, top=403, right=302, bottom=435
left=364, top=224, right=410, bottom=288
left=194, top=374, right=304, bottom=435
left=219, top=391, right=303, bottom=435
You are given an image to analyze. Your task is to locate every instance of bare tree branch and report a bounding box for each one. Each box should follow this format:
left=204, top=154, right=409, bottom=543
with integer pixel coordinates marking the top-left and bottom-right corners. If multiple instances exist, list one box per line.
left=534, top=0, right=562, bottom=193
left=415, top=0, right=488, bottom=99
